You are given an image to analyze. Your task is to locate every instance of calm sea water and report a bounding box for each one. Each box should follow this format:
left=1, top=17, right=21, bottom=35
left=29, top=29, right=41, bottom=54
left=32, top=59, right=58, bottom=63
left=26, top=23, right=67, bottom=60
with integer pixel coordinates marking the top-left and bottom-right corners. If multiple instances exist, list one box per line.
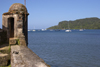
left=28, top=30, right=100, bottom=67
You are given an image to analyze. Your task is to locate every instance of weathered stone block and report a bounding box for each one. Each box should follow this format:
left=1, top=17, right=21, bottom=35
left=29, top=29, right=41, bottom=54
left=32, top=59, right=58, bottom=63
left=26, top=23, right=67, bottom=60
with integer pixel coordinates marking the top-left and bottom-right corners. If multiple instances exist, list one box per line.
left=19, top=39, right=26, bottom=46
left=9, top=39, right=16, bottom=45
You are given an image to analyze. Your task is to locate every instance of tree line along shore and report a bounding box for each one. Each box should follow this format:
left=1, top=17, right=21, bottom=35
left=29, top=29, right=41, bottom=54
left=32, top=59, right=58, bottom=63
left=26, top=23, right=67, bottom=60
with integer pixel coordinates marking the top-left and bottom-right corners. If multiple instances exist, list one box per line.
left=47, top=17, right=100, bottom=29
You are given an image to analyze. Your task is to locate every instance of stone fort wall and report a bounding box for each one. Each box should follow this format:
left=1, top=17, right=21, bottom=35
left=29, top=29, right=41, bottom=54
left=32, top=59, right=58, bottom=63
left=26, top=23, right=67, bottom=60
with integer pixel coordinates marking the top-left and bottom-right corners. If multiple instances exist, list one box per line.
left=0, top=29, right=7, bottom=45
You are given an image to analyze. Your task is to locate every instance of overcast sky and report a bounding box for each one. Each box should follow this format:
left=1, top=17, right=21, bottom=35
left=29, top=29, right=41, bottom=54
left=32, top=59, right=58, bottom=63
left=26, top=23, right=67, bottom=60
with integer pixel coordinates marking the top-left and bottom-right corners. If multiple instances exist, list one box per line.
left=0, top=0, right=100, bottom=29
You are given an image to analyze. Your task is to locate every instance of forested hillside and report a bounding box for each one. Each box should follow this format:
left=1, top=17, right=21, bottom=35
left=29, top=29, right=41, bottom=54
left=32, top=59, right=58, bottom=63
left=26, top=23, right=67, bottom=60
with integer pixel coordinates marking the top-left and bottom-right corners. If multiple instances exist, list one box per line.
left=47, top=17, right=100, bottom=29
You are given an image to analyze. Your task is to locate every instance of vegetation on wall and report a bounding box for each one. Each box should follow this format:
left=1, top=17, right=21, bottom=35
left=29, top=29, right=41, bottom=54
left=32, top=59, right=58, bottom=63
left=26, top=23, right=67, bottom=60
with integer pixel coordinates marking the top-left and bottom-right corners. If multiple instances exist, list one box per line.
left=47, top=17, right=100, bottom=29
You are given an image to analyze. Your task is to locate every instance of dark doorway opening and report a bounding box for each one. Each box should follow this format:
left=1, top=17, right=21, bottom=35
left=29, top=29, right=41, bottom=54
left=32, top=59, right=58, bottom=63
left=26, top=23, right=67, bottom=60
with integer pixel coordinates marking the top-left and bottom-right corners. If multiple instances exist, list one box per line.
left=8, top=17, right=14, bottom=38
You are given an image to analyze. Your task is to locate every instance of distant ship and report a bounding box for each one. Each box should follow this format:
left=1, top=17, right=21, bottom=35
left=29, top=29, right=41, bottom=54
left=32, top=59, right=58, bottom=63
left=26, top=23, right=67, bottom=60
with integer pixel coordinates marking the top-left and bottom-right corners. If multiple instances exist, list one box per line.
left=33, top=26, right=36, bottom=31
left=65, top=22, right=71, bottom=32
left=41, top=29, right=47, bottom=31
left=41, top=29, right=45, bottom=31
left=33, top=30, right=36, bottom=31
left=65, top=29, right=71, bottom=32
left=79, top=29, right=83, bottom=31
left=28, top=30, right=30, bottom=31
left=79, top=25, right=83, bottom=31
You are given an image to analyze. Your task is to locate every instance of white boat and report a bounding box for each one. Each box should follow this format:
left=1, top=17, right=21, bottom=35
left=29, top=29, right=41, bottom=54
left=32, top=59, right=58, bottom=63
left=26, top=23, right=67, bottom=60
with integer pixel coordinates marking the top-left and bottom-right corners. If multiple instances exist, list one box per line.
left=79, top=29, right=83, bottom=31
left=28, top=30, right=30, bottom=31
left=32, top=26, right=36, bottom=31
left=41, top=29, right=47, bottom=31
left=65, top=22, right=71, bottom=32
left=79, top=25, right=83, bottom=31
left=41, top=29, right=45, bottom=31
left=33, top=30, right=36, bottom=31
left=65, top=29, right=71, bottom=32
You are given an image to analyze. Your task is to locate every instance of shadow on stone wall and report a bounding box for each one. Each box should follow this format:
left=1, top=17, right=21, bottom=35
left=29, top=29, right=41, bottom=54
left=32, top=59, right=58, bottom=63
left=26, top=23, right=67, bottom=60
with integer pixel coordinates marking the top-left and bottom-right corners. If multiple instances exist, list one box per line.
left=0, top=28, right=7, bottom=45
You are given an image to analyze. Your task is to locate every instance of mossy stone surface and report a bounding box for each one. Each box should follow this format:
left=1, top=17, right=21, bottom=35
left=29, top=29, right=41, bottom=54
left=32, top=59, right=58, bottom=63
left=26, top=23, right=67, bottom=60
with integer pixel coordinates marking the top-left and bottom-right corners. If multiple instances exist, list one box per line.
left=0, top=46, right=11, bottom=66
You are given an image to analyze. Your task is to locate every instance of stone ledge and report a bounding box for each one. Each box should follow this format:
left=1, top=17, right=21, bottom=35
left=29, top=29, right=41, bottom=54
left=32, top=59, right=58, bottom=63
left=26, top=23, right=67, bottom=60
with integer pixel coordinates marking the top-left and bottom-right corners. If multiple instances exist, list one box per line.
left=0, top=53, right=10, bottom=66
left=11, top=45, right=50, bottom=67
left=0, top=53, right=8, bottom=57
left=0, top=46, right=10, bottom=50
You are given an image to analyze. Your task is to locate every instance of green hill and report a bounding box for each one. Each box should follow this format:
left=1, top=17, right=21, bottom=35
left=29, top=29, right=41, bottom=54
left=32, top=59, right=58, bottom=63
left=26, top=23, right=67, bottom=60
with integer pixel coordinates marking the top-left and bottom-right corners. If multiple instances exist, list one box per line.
left=47, top=17, right=100, bottom=29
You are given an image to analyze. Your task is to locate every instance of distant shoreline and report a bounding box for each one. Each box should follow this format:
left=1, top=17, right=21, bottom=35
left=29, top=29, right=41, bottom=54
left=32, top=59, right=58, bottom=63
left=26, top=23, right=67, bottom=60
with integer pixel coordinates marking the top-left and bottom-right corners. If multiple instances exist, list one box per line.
left=47, top=17, right=100, bottom=29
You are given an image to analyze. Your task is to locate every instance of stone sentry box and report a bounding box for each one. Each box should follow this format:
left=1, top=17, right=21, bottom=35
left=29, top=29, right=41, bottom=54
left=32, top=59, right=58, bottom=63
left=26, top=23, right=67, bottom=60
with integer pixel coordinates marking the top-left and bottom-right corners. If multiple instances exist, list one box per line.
left=2, top=3, right=29, bottom=46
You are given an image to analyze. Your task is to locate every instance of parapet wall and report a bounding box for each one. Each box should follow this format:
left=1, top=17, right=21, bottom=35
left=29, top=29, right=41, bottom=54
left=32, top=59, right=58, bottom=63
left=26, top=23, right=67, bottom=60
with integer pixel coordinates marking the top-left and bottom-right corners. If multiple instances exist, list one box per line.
left=11, top=45, right=50, bottom=67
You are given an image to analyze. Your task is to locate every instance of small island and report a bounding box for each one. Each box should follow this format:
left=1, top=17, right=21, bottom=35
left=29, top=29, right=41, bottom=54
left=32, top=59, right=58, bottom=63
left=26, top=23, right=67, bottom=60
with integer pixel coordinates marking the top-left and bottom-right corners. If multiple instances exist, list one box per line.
left=47, top=17, right=100, bottom=29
